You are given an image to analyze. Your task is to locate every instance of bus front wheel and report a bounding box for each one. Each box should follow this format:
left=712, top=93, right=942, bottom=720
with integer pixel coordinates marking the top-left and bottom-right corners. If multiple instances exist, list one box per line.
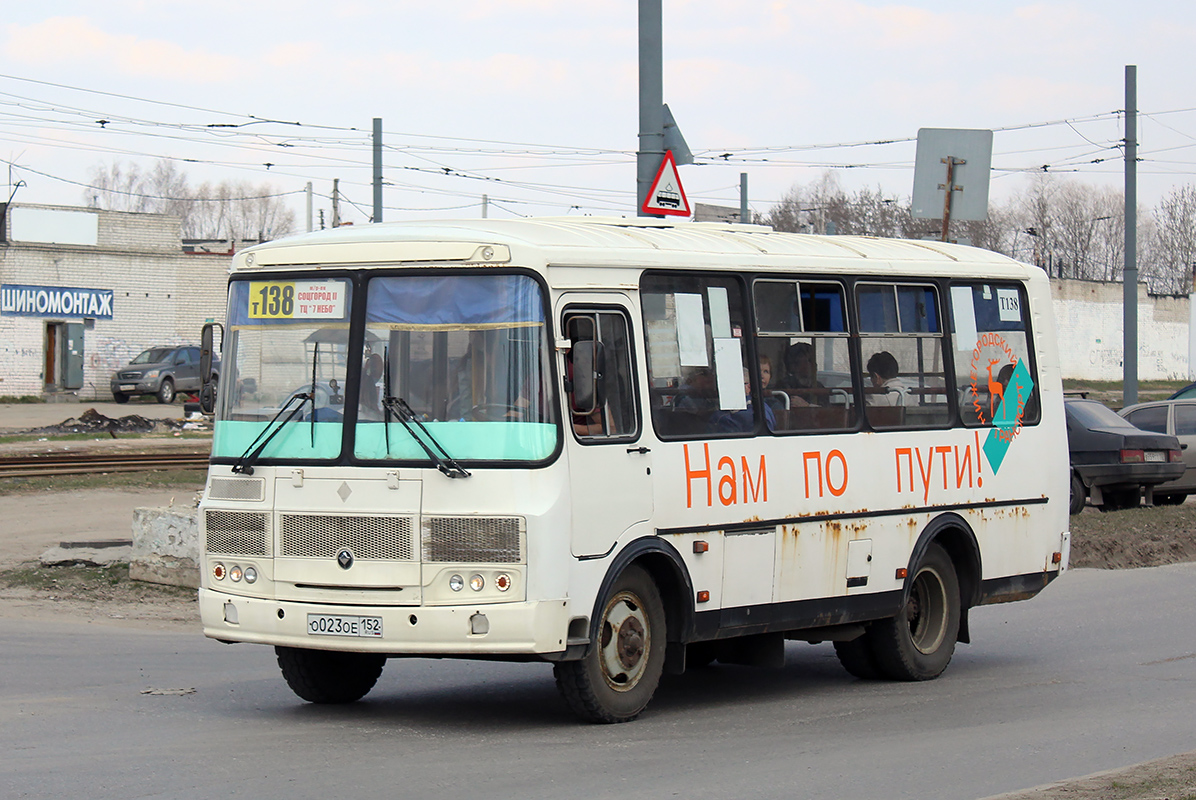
left=275, top=646, right=386, bottom=704
left=870, top=543, right=960, bottom=681
left=553, top=565, right=666, bottom=723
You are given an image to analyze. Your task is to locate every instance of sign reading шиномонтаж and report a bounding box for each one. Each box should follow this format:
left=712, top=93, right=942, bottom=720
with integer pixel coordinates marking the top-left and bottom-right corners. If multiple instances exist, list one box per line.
left=0, top=284, right=114, bottom=319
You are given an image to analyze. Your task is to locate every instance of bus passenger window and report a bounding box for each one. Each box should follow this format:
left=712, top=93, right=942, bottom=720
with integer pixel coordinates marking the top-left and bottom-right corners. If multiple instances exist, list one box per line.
left=951, top=283, right=1040, bottom=429
left=563, top=311, right=638, bottom=441
left=641, top=274, right=754, bottom=439
left=857, top=283, right=949, bottom=429
left=753, top=279, right=856, bottom=432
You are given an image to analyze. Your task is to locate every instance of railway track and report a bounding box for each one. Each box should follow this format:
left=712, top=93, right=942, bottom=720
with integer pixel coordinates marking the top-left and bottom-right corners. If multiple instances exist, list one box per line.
left=0, top=452, right=210, bottom=478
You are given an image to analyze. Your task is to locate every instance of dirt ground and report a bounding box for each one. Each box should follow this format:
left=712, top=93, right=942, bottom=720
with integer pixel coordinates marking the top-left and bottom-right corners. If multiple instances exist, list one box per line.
left=2, top=405, right=1195, bottom=797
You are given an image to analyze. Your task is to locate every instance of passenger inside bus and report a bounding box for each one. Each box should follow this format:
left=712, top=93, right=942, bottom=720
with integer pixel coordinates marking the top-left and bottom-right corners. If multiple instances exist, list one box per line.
left=712, top=367, right=775, bottom=433
left=778, top=342, right=825, bottom=407
left=866, top=350, right=907, bottom=406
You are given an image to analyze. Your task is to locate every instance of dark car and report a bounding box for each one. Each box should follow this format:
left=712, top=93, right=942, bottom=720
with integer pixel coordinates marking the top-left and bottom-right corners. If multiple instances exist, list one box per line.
left=1119, top=399, right=1196, bottom=504
left=1169, top=382, right=1196, bottom=400
left=1065, top=398, right=1184, bottom=514
left=110, top=345, right=219, bottom=404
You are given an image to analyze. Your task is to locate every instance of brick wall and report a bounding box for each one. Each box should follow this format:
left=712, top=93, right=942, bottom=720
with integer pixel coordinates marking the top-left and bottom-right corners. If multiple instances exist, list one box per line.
left=0, top=204, right=230, bottom=399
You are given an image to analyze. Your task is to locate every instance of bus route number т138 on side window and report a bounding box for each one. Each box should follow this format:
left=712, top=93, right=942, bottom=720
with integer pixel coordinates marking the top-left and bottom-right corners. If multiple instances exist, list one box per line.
left=195, top=216, right=1069, bottom=724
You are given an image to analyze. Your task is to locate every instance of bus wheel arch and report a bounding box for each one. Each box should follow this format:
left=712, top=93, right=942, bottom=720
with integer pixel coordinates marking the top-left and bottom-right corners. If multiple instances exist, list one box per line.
left=908, top=513, right=981, bottom=643
left=552, top=539, right=693, bottom=723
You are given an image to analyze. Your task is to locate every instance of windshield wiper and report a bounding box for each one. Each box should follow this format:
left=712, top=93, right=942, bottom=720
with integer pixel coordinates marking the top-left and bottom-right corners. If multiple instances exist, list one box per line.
left=381, top=396, right=471, bottom=479
left=231, top=392, right=311, bottom=475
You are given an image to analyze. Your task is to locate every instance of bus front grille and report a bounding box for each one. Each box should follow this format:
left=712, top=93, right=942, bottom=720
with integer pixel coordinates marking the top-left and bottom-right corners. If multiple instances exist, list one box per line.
left=422, top=516, right=523, bottom=564
left=205, top=510, right=270, bottom=556
left=279, top=514, right=414, bottom=561
left=207, top=477, right=265, bottom=502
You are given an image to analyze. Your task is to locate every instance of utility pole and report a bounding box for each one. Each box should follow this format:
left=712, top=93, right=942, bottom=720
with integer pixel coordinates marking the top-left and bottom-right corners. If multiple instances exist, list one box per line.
left=305, top=182, right=313, bottom=232
left=1124, top=65, right=1138, bottom=405
left=331, top=178, right=341, bottom=228
left=740, top=173, right=749, bottom=224
left=636, top=0, right=663, bottom=216
left=482, top=194, right=488, bottom=219
left=372, top=117, right=383, bottom=223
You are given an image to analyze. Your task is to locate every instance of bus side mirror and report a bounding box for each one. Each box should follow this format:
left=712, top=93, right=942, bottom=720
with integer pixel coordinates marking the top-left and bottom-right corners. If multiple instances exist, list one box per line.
left=199, top=322, right=223, bottom=414
left=571, top=340, right=605, bottom=414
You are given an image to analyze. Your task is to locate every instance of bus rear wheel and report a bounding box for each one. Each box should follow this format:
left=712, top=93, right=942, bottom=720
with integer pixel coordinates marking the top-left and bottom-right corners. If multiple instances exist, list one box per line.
left=870, top=543, right=960, bottom=681
left=553, top=565, right=666, bottom=723
left=275, top=646, right=386, bottom=704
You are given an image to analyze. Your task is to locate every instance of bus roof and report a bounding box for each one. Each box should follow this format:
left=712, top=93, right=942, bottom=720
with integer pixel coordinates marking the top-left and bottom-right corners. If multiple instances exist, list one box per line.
left=232, top=217, right=1033, bottom=279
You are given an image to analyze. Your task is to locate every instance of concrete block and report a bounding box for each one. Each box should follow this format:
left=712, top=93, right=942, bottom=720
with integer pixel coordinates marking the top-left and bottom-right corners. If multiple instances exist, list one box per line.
left=130, top=506, right=200, bottom=588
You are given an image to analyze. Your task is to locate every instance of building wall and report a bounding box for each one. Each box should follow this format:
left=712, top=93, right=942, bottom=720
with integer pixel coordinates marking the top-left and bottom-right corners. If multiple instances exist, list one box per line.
left=1051, top=279, right=1190, bottom=381
left=0, top=204, right=231, bottom=400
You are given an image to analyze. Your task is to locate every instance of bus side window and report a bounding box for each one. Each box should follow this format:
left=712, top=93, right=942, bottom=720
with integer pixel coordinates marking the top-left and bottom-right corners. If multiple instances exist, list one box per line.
left=857, top=283, right=950, bottom=429
left=950, top=283, right=1040, bottom=429
left=753, top=279, right=856, bottom=433
left=564, top=311, right=638, bottom=441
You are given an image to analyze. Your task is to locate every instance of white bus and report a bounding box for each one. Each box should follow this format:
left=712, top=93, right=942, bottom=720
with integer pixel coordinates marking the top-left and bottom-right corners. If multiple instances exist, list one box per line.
left=197, top=217, right=1070, bottom=723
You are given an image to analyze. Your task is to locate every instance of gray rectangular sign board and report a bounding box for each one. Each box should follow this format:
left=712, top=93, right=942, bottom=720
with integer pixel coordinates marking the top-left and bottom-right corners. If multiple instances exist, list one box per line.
left=911, top=128, right=993, bottom=221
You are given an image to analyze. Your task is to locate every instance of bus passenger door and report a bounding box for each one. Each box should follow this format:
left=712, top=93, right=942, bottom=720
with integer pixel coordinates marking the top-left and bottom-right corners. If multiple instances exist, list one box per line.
left=559, top=302, right=654, bottom=557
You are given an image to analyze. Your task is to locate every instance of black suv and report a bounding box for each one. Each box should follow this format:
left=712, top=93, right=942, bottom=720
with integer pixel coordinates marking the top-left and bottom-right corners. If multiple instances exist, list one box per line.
left=110, top=346, right=218, bottom=404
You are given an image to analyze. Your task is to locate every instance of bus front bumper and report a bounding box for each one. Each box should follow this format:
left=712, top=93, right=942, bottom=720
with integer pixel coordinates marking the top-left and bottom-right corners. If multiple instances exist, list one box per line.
left=200, top=588, right=573, bottom=656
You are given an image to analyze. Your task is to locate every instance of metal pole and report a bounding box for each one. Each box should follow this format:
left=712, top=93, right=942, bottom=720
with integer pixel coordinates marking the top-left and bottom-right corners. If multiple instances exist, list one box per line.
left=637, top=0, right=664, bottom=216
left=372, top=118, right=383, bottom=223
left=1124, top=65, right=1138, bottom=405
left=305, top=182, right=313, bottom=232
left=331, top=178, right=340, bottom=228
left=940, top=156, right=958, bottom=242
left=482, top=194, right=488, bottom=219
left=740, top=173, right=748, bottom=224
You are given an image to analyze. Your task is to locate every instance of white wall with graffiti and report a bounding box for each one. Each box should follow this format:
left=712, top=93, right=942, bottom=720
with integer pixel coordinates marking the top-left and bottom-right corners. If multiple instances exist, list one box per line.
left=1051, top=279, right=1192, bottom=382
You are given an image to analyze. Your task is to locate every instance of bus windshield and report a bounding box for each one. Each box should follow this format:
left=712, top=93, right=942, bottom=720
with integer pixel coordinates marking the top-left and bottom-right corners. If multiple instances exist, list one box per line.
left=354, top=273, right=557, bottom=463
left=212, top=278, right=353, bottom=460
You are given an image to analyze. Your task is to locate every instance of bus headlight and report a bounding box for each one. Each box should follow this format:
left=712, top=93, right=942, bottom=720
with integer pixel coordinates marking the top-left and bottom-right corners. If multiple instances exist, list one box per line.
left=495, top=573, right=512, bottom=592
left=229, top=565, right=243, bottom=582
left=243, top=566, right=258, bottom=584
left=469, top=574, right=485, bottom=592
left=449, top=574, right=464, bottom=592
left=213, top=563, right=226, bottom=581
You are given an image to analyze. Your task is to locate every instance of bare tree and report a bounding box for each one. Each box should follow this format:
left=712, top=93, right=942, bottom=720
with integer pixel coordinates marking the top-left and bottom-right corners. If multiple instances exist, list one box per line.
left=1146, top=184, right=1196, bottom=294
left=85, top=159, right=295, bottom=242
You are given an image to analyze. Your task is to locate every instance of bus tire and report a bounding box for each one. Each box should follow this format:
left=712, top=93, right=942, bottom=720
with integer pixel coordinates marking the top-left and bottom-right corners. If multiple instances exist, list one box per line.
left=553, top=565, right=666, bottom=723
left=870, top=543, right=960, bottom=681
left=275, top=646, right=386, bottom=704
left=833, top=634, right=884, bottom=680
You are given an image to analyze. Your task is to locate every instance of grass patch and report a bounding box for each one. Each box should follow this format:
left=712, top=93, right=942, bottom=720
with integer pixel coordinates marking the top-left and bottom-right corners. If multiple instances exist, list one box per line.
left=0, top=395, right=46, bottom=404
left=0, top=562, right=195, bottom=601
left=1061, top=379, right=1185, bottom=409
left=0, top=469, right=206, bottom=496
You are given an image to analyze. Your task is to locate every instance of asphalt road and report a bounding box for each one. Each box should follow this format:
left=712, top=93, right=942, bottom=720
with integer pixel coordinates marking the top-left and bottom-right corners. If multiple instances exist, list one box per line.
left=4, top=563, right=1196, bottom=800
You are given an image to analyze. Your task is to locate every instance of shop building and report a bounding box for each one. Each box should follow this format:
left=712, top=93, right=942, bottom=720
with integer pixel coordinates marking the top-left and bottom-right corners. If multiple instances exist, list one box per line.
left=0, top=203, right=235, bottom=401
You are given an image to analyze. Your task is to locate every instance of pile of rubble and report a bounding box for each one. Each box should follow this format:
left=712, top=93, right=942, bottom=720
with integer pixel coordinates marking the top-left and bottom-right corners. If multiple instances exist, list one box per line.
left=33, top=408, right=208, bottom=436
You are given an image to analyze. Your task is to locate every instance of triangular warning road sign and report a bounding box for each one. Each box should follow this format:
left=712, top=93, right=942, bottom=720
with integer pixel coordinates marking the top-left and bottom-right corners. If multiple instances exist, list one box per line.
left=642, top=150, right=691, bottom=217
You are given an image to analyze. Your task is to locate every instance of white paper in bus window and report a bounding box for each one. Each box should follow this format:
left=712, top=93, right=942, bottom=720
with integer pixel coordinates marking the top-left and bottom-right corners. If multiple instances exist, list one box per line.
left=714, top=338, right=746, bottom=410
left=707, top=286, right=732, bottom=339
left=951, top=286, right=977, bottom=350
left=675, top=293, right=708, bottom=367
left=997, top=288, right=1022, bottom=322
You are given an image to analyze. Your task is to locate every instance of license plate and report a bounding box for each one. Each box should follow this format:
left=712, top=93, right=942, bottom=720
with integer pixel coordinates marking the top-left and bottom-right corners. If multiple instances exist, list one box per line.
left=1145, top=451, right=1165, bottom=463
left=307, top=614, right=383, bottom=638
left=120, top=384, right=137, bottom=391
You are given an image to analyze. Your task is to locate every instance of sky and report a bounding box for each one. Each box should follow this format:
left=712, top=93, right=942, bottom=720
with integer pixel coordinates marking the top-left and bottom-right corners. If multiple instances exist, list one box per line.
left=1, top=1, right=1195, bottom=230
